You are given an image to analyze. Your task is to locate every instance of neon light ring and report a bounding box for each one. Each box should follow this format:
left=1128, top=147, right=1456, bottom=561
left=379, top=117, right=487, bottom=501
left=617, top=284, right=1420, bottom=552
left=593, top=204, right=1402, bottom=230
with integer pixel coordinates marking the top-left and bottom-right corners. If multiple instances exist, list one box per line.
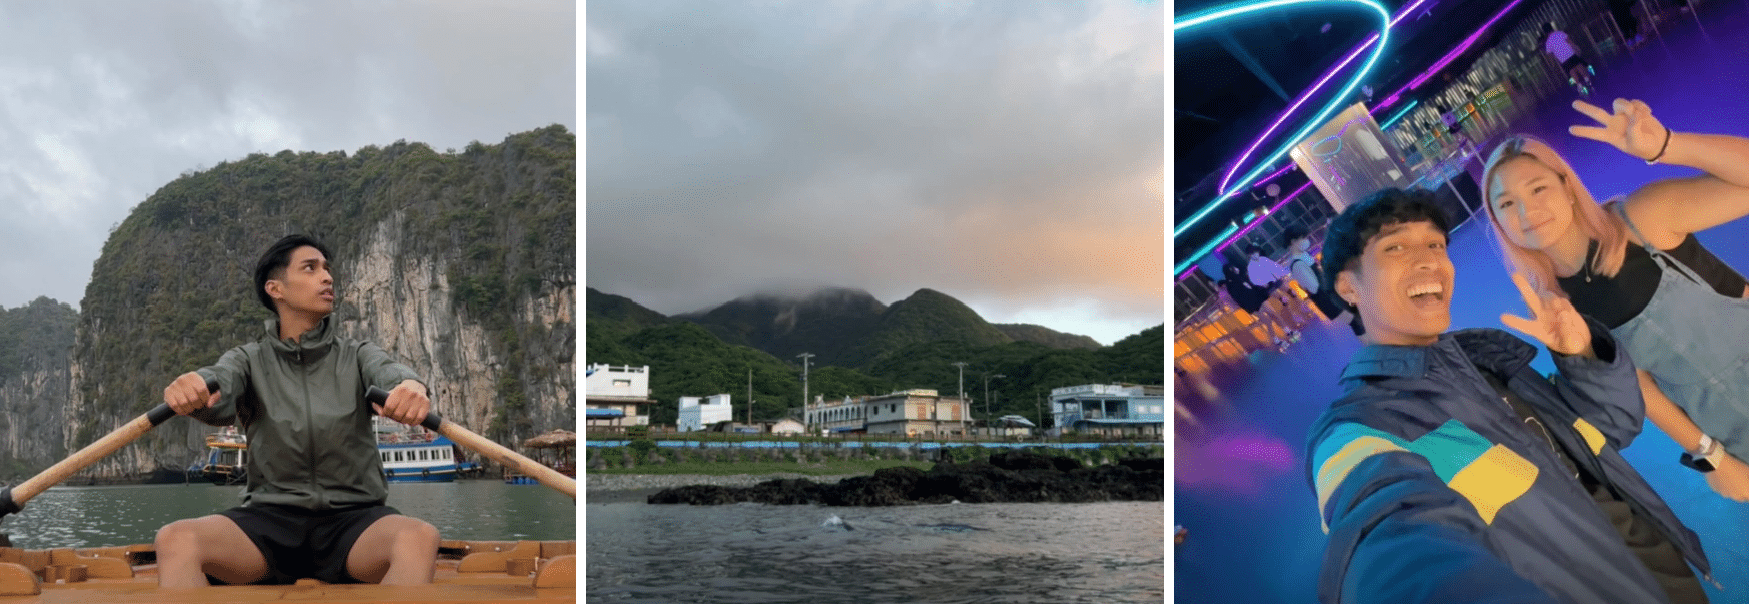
left=1172, top=0, right=1391, bottom=239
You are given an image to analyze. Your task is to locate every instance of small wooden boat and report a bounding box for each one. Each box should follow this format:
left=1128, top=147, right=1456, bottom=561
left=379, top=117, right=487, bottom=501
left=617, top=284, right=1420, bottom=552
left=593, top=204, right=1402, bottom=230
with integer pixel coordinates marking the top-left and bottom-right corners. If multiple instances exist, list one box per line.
left=0, top=539, right=574, bottom=603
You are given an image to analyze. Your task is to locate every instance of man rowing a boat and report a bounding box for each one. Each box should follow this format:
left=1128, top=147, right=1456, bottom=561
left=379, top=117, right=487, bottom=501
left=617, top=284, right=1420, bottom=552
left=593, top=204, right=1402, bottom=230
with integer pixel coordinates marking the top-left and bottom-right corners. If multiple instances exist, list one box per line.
left=152, top=234, right=441, bottom=587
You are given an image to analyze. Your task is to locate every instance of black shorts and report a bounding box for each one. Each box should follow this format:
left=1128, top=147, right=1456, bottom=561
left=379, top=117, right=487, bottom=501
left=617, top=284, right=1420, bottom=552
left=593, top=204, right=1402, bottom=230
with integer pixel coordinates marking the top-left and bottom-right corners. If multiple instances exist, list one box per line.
left=212, top=503, right=399, bottom=585
left=1562, top=55, right=1589, bottom=72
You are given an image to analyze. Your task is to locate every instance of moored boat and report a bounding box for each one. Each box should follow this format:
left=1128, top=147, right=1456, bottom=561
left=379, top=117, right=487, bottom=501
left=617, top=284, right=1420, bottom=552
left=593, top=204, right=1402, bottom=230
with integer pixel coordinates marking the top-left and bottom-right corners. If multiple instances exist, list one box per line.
left=0, top=538, right=574, bottom=603
left=375, top=417, right=482, bottom=483
left=185, top=427, right=247, bottom=486
left=189, top=421, right=484, bottom=485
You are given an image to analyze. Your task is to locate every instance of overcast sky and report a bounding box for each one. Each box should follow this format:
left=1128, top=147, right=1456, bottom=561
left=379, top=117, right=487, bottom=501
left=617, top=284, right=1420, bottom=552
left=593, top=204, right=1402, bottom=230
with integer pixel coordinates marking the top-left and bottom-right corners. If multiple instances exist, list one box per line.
left=586, top=1, right=1164, bottom=346
left=0, top=1, right=575, bottom=311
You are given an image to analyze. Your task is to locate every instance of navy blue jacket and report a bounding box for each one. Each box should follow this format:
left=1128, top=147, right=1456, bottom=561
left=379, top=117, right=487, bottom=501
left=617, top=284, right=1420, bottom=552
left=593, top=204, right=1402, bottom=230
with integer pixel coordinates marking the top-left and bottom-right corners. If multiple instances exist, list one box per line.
left=1305, top=321, right=1710, bottom=603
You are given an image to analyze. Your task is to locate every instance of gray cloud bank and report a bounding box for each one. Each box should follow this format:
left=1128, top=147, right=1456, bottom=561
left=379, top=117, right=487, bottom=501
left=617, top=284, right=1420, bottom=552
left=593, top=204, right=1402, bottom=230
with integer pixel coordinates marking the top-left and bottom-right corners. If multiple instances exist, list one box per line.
left=0, top=0, right=575, bottom=311
left=587, top=0, right=1163, bottom=345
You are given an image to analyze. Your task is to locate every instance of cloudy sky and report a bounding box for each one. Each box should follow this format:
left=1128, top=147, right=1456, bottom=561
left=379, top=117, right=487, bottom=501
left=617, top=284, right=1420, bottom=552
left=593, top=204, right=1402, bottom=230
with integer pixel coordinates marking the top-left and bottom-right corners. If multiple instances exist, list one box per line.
left=0, top=1, right=574, bottom=311
left=586, top=1, right=1164, bottom=346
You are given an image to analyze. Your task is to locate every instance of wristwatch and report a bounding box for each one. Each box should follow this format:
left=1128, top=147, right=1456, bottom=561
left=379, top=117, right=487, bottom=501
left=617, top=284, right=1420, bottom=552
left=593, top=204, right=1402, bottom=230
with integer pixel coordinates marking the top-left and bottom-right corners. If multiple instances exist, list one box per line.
left=1680, top=434, right=1725, bottom=473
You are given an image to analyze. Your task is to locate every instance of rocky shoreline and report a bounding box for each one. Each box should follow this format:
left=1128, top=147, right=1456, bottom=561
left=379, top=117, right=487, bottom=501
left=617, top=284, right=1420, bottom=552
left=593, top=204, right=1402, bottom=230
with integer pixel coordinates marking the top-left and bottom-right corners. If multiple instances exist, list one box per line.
left=586, top=472, right=865, bottom=504
left=645, top=449, right=1164, bottom=506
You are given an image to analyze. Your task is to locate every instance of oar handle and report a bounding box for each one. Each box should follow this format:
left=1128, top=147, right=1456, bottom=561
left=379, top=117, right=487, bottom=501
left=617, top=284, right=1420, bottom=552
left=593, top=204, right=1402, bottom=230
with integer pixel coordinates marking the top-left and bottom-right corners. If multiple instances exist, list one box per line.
left=366, top=386, right=441, bottom=431
left=367, top=386, right=576, bottom=499
left=0, top=378, right=210, bottom=521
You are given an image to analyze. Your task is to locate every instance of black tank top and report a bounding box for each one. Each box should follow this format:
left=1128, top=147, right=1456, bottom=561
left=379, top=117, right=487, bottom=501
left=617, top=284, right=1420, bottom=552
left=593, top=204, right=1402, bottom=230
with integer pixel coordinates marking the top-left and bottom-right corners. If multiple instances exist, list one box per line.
left=1556, top=235, right=1748, bottom=329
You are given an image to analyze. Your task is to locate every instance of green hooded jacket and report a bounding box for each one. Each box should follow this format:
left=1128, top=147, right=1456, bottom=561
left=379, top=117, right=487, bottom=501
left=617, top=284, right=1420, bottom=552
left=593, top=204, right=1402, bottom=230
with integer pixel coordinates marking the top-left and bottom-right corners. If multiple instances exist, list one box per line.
left=191, top=317, right=422, bottom=511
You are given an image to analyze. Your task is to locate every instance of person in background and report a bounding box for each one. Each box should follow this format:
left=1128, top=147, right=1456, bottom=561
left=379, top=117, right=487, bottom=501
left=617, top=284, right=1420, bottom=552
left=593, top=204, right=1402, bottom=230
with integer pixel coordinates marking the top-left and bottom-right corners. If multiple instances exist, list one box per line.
left=1543, top=21, right=1595, bottom=94
left=1283, top=225, right=1364, bottom=336
left=1246, top=243, right=1309, bottom=339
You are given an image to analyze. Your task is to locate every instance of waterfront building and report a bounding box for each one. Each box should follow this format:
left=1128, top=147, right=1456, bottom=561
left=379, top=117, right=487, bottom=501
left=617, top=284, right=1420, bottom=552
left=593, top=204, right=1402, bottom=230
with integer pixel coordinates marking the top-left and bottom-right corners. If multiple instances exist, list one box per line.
left=1049, top=384, right=1165, bottom=437
left=585, top=364, right=654, bottom=429
left=677, top=394, right=734, bottom=432
left=805, top=394, right=872, bottom=434
left=803, top=389, right=970, bottom=436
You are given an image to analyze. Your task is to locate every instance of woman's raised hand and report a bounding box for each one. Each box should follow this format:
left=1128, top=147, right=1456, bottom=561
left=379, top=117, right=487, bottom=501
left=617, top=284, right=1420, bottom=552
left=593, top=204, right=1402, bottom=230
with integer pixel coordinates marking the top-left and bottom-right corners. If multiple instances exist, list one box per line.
left=1500, top=273, right=1593, bottom=357
left=1569, top=98, right=1667, bottom=161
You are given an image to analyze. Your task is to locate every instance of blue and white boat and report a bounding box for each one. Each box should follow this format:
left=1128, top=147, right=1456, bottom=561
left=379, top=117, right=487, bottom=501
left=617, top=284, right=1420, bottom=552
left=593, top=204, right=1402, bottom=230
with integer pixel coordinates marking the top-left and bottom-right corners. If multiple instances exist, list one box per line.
left=375, top=417, right=482, bottom=482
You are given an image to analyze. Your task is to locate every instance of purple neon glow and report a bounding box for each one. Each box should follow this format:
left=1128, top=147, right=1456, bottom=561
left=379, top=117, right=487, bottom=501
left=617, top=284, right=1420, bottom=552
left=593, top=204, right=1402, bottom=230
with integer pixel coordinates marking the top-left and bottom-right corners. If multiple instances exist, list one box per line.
left=1253, top=163, right=1297, bottom=188
left=1216, top=0, right=1436, bottom=196
left=1374, top=0, right=1525, bottom=114
left=1219, top=182, right=1315, bottom=252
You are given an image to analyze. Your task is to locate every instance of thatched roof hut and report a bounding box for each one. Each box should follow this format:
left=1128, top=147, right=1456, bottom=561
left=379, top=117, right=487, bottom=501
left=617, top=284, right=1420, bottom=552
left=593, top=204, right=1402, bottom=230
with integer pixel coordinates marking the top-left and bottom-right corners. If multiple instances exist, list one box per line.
left=522, top=429, right=576, bottom=449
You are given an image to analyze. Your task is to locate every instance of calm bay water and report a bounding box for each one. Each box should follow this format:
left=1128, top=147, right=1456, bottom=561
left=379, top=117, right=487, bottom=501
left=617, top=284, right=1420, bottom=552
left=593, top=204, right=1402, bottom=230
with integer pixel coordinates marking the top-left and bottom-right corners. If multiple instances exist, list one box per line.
left=0, top=480, right=574, bottom=550
left=587, top=500, right=1164, bottom=603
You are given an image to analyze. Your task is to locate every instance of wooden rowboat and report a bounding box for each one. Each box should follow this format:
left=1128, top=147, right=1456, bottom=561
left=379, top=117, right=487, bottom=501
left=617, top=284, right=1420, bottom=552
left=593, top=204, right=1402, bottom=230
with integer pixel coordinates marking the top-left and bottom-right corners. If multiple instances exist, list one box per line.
left=0, top=539, right=574, bottom=603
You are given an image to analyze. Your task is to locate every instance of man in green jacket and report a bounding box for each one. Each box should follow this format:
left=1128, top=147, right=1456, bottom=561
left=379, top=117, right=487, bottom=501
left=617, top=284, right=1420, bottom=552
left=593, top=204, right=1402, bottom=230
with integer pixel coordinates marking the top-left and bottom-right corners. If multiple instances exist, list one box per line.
left=153, top=234, right=441, bottom=587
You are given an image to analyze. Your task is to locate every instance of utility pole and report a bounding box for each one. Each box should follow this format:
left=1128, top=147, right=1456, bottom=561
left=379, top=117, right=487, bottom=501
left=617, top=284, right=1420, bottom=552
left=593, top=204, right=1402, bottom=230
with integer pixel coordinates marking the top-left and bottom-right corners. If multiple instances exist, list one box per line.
left=980, top=370, right=1008, bottom=431
left=1036, top=389, right=1045, bottom=439
left=797, top=353, right=814, bottom=432
left=747, top=367, right=753, bottom=427
left=952, top=361, right=967, bottom=437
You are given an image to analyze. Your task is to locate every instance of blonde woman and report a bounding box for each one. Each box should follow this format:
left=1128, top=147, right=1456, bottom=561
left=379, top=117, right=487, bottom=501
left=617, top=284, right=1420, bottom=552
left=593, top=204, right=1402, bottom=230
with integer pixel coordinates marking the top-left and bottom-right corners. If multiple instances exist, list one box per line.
left=1482, top=99, right=1749, bottom=501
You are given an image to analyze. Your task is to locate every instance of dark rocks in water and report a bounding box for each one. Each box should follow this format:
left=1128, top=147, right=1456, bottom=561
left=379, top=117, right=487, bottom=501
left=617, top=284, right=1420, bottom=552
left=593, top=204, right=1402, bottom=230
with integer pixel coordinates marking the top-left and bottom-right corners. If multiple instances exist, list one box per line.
left=647, top=449, right=1163, bottom=506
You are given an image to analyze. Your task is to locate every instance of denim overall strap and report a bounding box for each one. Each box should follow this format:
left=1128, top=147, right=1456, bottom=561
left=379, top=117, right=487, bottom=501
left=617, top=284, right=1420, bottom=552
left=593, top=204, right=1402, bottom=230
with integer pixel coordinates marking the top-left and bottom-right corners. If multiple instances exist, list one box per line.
left=1608, top=202, right=1750, bottom=462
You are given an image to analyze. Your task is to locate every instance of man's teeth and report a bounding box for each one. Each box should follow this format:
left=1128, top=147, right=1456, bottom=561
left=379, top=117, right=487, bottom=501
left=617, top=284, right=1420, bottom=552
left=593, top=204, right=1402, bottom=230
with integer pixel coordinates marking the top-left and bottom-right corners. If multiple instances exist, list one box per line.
left=1407, top=283, right=1444, bottom=297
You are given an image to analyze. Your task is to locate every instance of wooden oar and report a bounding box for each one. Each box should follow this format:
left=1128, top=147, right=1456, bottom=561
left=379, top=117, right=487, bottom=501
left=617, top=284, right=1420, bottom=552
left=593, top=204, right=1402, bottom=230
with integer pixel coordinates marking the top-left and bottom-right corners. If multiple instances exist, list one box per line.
left=367, top=387, right=576, bottom=499
left=0, top=380, right=202, bottom=526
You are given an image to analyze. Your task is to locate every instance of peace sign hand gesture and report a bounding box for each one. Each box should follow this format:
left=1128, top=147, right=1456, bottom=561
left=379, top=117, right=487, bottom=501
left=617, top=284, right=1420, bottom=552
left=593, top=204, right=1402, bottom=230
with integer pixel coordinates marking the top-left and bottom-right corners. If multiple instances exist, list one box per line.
left=1500, top=273, right=1594, bottom=357
left=1569, top=98, right=1668, bottom=161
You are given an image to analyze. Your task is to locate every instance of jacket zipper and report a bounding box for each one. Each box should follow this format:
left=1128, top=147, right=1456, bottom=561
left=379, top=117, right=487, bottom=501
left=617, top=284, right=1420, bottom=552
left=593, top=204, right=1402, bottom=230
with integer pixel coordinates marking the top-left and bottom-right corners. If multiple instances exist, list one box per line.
left=299, top=349, right=319, bottom=509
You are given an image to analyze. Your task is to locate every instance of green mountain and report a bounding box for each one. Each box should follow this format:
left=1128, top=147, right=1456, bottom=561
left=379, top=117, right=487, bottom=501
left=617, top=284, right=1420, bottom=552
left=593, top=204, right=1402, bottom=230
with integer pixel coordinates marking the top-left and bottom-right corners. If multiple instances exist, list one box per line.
left=676, top=287, right=887, bottom=366
left=994, top=323, right=1102, bottom=350
left=849, top=288, right=1015, bottom=367
left=585, top=287, right=670, bottom=366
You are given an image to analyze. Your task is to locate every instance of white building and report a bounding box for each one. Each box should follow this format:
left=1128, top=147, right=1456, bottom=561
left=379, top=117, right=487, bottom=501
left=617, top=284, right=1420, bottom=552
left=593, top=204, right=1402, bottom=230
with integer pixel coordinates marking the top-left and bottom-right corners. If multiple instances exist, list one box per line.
left=1050, top=384, right=1165, bottom=437
left=806, top=395, right=874, bottom=434
left=585, top=364, right=653, bottom=428
left=769, top=418, right=806, bottom=435
left=677, top=394, right=734, bottom=432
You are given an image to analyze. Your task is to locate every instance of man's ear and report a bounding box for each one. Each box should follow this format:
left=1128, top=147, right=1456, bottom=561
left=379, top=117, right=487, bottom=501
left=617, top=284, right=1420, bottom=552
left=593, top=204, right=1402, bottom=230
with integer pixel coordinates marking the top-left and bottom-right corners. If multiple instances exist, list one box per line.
left=1334, top=269, right=1359, bottom=308
left=264, top=279, right=284, bottom=304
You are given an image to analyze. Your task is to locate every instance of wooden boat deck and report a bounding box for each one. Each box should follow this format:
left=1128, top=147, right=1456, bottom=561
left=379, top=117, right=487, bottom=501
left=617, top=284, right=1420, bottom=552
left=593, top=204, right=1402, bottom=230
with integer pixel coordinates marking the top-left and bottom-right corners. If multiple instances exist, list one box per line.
left=0, top=540, right=574, bottom=603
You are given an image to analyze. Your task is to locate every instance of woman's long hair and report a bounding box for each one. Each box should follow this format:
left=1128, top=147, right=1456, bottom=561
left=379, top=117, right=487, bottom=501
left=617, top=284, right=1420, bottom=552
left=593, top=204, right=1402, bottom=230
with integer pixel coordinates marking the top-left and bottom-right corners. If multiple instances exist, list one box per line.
left=1481, top=135, right=1630, bottom=296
